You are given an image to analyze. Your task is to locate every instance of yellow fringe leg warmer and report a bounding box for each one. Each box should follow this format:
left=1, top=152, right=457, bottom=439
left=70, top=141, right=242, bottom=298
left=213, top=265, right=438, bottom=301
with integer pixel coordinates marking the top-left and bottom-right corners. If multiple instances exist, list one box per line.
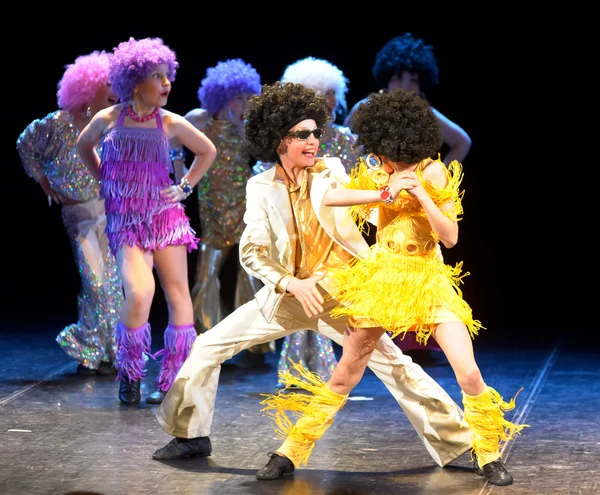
left=260, top=360, right=348, bottom=468
left=462, top=386, right=529, bottom=466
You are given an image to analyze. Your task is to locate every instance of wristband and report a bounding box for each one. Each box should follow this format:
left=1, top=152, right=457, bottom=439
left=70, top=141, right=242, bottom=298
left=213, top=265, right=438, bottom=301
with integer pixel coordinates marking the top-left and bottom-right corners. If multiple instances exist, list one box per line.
left=379, top=185, right=393, bottom=204
left=169, top=147, right=186, bottom=162
left=177, top=177, right=193, bottom=199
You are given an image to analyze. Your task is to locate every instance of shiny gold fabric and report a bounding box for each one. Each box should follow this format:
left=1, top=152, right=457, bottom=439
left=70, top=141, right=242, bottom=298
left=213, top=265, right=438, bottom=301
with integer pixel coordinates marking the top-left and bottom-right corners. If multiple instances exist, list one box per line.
left=196, top=119, right=253, bottom=248
left=280, top=163, right=353, bottom=281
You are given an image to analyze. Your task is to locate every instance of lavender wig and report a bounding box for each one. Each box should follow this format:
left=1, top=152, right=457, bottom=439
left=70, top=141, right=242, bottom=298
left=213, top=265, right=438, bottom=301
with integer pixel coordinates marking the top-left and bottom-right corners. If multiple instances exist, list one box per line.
left=57, top=51, right=110, bottom=111
left=198, top=59, right=261, bottom=115
left=281, top=57, right=349, bottom=119
left=109, top=37, right=178, bottom=102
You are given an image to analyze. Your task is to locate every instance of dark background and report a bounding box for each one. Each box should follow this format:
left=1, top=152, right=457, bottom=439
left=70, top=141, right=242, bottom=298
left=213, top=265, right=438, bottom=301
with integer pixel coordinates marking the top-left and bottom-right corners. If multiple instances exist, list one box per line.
left=1, top=25, right=586, bottom=343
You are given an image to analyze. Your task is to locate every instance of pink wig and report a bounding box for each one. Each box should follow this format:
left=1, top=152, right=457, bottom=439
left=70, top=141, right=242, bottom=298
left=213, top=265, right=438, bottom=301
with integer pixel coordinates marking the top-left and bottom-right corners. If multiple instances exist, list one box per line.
left=109, top=37, right=178, bottom=102
left=56, top=51, right=110, bottom=111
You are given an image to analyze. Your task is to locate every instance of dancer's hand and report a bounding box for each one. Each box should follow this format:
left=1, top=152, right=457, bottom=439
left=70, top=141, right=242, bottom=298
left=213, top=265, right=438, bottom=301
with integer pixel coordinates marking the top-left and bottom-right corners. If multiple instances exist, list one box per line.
left=286, top=273, right=326, bottom=318
left=39, top=176, right=61, bottom=205
left=388, top=172, right=418, bottom=199
left=161, top=184, right=187, bottom=203
left=398, top=171, right=426, bottom=200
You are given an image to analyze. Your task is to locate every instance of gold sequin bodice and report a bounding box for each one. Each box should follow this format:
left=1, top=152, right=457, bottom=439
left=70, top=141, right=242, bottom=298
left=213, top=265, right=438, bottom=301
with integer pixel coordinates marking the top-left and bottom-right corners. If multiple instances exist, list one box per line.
left=197, top=119, right=253, bottom=247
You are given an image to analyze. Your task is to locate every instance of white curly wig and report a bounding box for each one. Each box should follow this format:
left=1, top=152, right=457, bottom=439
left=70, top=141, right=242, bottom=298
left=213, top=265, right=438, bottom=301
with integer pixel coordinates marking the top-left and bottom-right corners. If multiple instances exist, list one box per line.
left=281, top=57, right=349, bottom=119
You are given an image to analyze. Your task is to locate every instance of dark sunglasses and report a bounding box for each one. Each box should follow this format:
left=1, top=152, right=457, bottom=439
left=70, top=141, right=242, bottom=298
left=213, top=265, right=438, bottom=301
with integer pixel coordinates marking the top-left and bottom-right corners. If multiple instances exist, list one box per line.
left=286, top=127, right=323, bottom=140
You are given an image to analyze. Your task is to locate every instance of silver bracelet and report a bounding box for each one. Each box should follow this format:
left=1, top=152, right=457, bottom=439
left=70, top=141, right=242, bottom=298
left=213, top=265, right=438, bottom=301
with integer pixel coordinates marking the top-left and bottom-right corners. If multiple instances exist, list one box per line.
left=169, top=147, right=186, bottom=162
left=176, top=177, right=193, bottom=199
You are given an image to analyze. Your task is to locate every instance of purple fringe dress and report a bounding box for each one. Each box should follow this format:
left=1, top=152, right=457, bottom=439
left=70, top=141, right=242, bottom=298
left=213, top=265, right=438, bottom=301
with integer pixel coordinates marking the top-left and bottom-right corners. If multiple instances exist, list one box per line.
left=100, top=108, right=198, bottom=390
left=100, top=107, right=198, bottom=255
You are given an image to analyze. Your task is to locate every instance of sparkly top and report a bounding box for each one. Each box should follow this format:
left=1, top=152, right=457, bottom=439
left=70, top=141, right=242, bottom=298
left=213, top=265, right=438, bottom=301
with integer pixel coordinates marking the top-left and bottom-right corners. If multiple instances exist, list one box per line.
left=16, top=110, right=100, bottom=201
left=196, top=118, right=254, bottom=247
left=319, top=123, right=362, bottom=173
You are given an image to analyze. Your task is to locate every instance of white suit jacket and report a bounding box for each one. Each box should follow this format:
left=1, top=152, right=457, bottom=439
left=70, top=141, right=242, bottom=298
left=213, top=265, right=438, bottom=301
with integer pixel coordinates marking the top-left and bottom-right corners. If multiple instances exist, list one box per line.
left=239, top=157, right=372, bottom=322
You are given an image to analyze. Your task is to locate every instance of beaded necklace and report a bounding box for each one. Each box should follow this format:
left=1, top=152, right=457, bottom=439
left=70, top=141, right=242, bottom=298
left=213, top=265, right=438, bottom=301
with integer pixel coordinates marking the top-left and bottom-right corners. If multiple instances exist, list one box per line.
left=126, top=104, right=159, bottom=122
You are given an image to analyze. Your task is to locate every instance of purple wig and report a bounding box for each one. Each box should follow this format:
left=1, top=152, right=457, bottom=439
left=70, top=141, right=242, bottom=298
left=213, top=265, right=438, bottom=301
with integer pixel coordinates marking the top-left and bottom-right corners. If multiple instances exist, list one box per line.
left=109, top=37, right=178, bottom=102
left=198, top=59, right=261, bottom=115
left=57, top=51, right=110, bottom=111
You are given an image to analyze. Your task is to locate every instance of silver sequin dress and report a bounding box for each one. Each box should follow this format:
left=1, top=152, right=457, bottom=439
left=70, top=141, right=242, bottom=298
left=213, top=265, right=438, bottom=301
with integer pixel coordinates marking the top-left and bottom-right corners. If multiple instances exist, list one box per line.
left=16, top=110, right=122, bottom=369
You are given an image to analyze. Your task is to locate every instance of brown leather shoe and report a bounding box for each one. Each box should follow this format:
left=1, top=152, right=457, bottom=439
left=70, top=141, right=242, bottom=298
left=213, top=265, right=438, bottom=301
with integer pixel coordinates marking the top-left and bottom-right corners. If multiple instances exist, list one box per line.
left=256, top=452, right=295, bottom=480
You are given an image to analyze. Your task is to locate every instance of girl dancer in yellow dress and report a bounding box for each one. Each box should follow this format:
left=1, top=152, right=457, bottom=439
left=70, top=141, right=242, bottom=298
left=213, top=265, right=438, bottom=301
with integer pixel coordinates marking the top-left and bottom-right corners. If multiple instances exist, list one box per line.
left=260, top=88, right=527, bottom=486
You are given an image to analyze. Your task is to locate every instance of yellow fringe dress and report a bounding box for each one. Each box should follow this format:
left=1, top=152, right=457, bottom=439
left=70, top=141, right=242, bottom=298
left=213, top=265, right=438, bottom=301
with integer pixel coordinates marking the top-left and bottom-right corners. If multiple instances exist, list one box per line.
left=329, top=158, right=483, bottom=345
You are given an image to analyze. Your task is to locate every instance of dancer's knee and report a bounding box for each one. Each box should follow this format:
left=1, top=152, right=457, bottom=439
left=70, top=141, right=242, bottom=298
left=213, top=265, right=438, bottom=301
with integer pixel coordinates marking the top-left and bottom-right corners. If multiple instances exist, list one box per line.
left=457, top=366, right=484, bottom=395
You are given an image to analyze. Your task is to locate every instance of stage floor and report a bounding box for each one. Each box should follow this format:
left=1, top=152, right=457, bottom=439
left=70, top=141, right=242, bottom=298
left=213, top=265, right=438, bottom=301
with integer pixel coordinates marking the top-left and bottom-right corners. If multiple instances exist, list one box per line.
left=0, top=324, right=597, bottom=494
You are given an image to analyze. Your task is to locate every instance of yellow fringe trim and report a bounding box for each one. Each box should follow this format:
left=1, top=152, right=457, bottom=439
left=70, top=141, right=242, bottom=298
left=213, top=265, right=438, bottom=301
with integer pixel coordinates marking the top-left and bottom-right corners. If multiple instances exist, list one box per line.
left=345, top=158, right=465, bottom=235
left=260, top=360, right=348, bottom=467
left=462, top=386, right=530, bottom=466
left=329, top=254, right=483, bottom=344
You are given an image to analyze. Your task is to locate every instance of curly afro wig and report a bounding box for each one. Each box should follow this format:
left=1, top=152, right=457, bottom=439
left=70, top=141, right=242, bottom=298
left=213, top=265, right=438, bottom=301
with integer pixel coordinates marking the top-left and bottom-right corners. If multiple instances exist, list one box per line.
left=57, top=50, right=110, bottom=111
left=281, top=57, right=349, bottom=120
left=109, top=37, right=178, bottom=102
left=198, top=58, right=261, bottom=115
left=244, top=82, right=332, bottom=163
left=353, top=89, right=442, bottom=164
left=372, top=33, right=439, bottom=96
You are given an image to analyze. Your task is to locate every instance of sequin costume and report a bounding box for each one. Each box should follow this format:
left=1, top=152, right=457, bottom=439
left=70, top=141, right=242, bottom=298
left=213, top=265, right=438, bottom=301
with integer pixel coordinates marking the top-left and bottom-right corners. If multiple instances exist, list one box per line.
left=191, top=119, right=270, bottom=356
left=100, top=108, right=199, bottom=255
left=101, top=106, right=199, bottom=393
left=254, top=123, right=362, bottom=385
left=16, top=110, right=122, bottom=369
left=196, top=119, right=251, bottom=248
left=329, top=158, right=483, bottom=343
left=319, top=123, right=361, bottom=174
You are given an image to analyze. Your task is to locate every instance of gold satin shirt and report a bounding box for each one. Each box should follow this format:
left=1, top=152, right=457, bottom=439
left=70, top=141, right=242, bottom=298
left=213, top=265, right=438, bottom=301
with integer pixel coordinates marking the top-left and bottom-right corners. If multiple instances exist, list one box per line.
left=276, top=163, right=353, bottom=282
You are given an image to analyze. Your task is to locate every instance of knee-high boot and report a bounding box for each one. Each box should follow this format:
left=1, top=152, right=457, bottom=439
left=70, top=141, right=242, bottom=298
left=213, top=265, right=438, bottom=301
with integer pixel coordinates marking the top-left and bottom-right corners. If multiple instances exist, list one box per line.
left=115, top=321, right=151, bottom=404
left=145, top=323, right=197, bottom=406
left=462, top=385, right=528, bottom=485
left=261, top=360, right=348, bottom=468
left=155, top=323, right=197, bottom=392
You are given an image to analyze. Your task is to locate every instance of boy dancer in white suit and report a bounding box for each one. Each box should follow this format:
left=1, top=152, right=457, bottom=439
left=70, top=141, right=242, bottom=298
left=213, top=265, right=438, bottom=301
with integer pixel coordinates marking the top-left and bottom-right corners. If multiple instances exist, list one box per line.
left=153, top=82, right=472, bottom=477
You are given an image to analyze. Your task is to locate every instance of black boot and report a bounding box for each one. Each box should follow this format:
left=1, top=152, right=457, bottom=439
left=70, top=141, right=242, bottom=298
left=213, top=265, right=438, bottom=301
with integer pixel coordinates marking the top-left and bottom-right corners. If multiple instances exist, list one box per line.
left=474, top=455, right=514, bottom=486
left=152, top=436, right=212, bottom=460
left=118, top=378, right=141, bottom=404
left=256, top=452, right=295, bottom=480
left=96, top=361, right=118, bottom=376
left=146, top=389, right=166, bottom=404
left=77, top=364, right=97, bottom=376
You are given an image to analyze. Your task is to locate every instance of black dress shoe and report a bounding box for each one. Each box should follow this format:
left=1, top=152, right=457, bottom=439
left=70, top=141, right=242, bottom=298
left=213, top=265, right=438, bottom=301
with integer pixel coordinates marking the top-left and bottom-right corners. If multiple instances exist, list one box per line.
left=474, top=455, right=514, bottom=486
left=145, top=389, right=166, bottom=404
left=152, top=436, right=212, bottom=460
left=118, top=378, right=141, bottom=404
left=256, top=452, right=295, bottom=480
left=96, top=361, right=118, bottom=376
left=77, top=364, right=97, bottom=376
